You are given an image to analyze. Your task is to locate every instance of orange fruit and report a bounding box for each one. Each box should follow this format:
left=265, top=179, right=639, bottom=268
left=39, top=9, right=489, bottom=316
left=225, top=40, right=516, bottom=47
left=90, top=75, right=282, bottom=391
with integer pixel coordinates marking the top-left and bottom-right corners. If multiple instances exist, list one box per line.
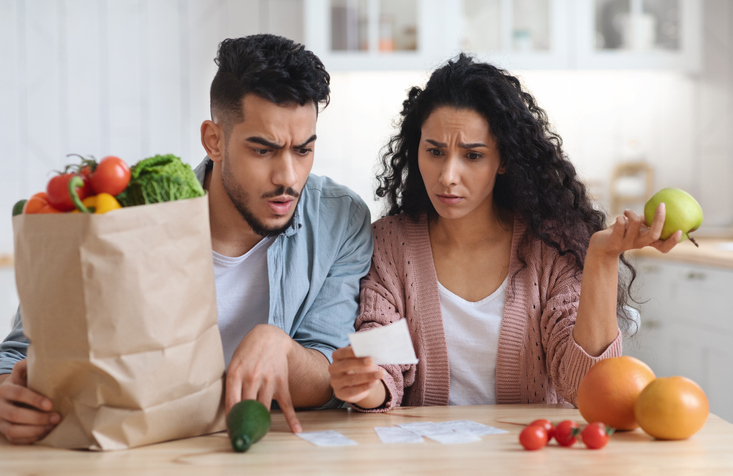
left=576, top=356, right=655, bottom=430
left=634, top=376, right=709, bottom=440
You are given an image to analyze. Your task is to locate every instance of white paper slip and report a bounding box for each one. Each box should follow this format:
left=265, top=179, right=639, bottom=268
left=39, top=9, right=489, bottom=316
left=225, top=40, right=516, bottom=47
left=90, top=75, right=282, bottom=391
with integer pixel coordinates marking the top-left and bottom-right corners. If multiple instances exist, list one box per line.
left=374, top=426, right=424, bottom=444
left=349, top=319, right=418, bottom=365
left=396, top=422, right=441, bottom=436
left=434, top=420, right=509, bottom=436
left=296, top=431, right=358, bottom=447
left=424, top=432, right=482, bottom=445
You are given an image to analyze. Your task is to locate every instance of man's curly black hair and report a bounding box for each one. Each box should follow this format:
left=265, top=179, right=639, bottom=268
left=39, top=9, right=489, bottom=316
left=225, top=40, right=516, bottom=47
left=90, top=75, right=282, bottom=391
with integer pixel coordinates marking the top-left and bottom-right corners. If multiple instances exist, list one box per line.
left=210, top=34, right=330, bottom=132
left=376, top=53, right=637, bottom=329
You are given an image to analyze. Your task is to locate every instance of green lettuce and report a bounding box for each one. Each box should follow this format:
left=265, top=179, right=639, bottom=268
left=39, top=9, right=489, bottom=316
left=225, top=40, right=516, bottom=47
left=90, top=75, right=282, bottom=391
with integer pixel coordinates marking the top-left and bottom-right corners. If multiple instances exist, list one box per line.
left=117, top=154, right=204, bottom=207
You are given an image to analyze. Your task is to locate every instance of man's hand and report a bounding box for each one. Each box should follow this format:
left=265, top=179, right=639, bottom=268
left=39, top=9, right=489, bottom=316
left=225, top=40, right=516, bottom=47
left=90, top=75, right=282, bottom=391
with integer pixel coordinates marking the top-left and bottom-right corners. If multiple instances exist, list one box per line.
left=225, top=324, right=302, bottom=433
left=0, top=360, right=60, bottom=444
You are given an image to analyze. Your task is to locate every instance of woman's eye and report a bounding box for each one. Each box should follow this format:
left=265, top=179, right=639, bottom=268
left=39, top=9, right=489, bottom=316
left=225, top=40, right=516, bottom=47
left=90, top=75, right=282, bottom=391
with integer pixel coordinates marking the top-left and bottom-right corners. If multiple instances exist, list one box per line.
left=467, top=152, right=482, bottom=160
left=427, top=148, right=442, bottom=157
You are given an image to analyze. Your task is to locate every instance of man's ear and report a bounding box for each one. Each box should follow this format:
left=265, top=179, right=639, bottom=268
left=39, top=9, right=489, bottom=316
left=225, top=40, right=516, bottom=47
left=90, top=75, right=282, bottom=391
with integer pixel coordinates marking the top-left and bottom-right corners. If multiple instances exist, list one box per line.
left=201, top=120, right=225, bottom=162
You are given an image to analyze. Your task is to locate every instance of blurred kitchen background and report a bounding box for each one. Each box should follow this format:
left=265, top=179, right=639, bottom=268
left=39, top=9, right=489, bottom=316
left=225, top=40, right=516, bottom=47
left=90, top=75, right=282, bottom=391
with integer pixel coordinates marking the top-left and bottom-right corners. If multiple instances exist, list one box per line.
left=0, top=0, right=732, bottom=420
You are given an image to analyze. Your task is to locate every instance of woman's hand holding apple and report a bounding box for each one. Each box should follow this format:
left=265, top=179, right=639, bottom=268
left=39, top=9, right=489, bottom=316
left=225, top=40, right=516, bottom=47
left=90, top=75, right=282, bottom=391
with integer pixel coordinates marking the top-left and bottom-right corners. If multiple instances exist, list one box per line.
left=589, top=203, right=682, bottom=258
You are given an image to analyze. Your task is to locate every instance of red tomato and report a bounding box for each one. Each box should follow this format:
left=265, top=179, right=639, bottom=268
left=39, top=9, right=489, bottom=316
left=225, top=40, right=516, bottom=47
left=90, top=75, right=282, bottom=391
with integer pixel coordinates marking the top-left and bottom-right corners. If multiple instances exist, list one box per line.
left=24, top=192, right=62, bottom=214
left=529, top=419, right=555, bottom=443
left=46, top=173, right=89, bottom=211
left=581, top=422, right=613, bottom=450
left=519, top=425, right=548, bottom=451
left=90, top=156, right=130, bottom=196
left=554, top=420, right=579, bottom=447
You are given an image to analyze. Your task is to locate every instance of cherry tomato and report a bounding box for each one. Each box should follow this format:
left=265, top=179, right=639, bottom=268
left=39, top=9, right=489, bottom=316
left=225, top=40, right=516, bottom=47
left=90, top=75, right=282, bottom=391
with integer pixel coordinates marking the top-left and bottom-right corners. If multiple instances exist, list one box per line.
left=581, top=422, right=613, bottom=450
left=24, top=192, right=62, bottom=214
left=46, top=173, right=90, bottom=211
left=529, top=419, right=555, bottom=443
left=90, top=156, right=130, bottom=196
left=554, top=420, right=579, bottom=447
left=519, top=425, right=548, bottom=451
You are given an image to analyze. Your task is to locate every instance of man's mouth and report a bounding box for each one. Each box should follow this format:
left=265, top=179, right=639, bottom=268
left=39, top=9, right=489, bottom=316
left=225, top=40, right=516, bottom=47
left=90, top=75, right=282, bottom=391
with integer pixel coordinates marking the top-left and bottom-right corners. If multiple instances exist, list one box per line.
left=268, top=196, right=295, bottom=216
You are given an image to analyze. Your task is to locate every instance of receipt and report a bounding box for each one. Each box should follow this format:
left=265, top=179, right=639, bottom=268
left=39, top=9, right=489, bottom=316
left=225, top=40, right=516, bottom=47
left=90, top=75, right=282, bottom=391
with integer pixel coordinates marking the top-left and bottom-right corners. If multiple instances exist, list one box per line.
left=348, top=319, right=418, bottom=365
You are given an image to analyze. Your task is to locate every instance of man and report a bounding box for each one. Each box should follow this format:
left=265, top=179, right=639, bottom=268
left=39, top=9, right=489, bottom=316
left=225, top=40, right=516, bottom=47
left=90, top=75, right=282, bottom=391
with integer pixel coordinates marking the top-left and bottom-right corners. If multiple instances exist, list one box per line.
left=0, top=34, right=373, bottom=443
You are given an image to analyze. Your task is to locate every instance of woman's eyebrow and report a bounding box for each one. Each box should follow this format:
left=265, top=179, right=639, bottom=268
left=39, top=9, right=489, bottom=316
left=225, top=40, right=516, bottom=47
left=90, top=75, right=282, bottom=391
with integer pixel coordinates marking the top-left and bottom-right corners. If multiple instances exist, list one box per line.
left=425, top=139, right=488, bottom=149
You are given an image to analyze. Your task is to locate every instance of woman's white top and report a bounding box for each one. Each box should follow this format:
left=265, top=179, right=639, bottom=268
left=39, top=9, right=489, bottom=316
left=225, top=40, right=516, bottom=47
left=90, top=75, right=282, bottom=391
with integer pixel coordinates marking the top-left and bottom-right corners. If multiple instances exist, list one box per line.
left=439, top=276, right=508, bottom=405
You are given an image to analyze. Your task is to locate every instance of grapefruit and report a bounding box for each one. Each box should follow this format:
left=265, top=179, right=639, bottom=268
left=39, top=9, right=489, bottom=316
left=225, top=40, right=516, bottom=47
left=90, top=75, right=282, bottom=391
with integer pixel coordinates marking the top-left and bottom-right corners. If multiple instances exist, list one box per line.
left=576, top=356, right=655, bottom=430
left=634, top=376, right=709, bottom=440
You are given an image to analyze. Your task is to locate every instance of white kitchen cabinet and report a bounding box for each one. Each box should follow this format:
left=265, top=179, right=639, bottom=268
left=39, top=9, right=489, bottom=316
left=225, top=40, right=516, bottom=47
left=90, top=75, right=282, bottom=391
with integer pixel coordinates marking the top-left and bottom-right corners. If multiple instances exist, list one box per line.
left=574, top=0, right=702, bottom=72
left=302, top=0, right=701, bottom=71
left=626, top=258, right=733, bottom=423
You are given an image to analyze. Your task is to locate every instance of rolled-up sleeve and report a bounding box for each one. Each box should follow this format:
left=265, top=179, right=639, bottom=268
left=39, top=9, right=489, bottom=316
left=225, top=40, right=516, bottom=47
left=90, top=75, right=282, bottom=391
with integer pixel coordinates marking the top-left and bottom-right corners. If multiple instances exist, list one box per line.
left=292, top=198, right=373, bottom=363
left=0, top=307, right=29, bottom=374
left=542, top=261, right=623, bottom=406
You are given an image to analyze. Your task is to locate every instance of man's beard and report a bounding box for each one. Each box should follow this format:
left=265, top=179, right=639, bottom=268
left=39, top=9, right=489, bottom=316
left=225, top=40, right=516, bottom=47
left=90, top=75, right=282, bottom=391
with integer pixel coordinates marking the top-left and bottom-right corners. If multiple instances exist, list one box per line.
left=221, top=151, right=300, bottom=237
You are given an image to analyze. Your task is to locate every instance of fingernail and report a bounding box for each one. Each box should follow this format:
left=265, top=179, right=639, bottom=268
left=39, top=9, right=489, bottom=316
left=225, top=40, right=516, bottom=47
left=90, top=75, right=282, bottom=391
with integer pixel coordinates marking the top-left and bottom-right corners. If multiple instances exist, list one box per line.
left=294, top=425, right=302, bottom=433
left=42, top=400, right=52, bottom=411
left=50, top=413, right=60, bottom=424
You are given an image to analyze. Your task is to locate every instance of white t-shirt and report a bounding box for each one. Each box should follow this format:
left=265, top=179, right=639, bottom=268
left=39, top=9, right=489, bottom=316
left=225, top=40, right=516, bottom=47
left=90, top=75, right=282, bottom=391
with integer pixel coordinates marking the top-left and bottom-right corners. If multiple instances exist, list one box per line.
left=212, top=236, right=275, bottom=368
left=439, top=276, right=508, bottom=405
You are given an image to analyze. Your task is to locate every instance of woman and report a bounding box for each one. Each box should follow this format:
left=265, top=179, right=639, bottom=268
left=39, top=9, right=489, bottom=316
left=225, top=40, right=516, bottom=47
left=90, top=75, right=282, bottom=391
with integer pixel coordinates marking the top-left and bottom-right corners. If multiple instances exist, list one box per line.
left=328, top=54, right=679, bottom=411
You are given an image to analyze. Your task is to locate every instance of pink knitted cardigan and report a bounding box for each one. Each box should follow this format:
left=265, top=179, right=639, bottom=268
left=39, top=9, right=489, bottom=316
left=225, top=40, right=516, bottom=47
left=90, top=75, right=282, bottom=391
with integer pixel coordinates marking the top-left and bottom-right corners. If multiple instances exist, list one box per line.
left=354, top=213, right=622, bottom=411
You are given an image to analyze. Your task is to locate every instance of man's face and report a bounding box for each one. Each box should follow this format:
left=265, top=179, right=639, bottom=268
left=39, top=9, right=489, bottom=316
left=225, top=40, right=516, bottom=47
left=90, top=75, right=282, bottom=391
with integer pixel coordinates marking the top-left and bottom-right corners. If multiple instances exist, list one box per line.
left=220, top=94, right=317, bottom=236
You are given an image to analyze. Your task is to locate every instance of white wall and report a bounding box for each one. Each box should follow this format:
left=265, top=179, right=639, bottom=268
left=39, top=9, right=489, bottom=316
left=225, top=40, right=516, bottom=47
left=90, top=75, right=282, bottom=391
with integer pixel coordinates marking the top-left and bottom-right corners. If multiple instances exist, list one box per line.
left=1, top=1, right=732, bottom=335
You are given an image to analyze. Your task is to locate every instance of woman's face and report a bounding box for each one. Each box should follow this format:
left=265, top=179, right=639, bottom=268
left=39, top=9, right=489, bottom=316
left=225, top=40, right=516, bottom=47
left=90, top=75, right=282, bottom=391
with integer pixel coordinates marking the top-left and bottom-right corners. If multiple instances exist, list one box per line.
left=418, top=106, right=504, bottom=222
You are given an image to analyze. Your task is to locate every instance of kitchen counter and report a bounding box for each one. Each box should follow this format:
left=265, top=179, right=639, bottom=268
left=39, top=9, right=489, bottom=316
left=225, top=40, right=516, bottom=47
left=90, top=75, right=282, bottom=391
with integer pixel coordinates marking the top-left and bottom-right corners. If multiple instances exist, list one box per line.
left=1, top=405, right=732, bottom=475
left=630, top=237, right=733, bottom=269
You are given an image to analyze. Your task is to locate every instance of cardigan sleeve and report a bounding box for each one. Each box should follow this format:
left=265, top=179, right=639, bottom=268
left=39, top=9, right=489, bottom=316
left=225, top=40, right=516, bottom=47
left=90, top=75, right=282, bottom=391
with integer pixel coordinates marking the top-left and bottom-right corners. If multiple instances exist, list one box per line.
left=349, top=222, right=418, bottom=413
left=540, top=255, right=623, bottom=406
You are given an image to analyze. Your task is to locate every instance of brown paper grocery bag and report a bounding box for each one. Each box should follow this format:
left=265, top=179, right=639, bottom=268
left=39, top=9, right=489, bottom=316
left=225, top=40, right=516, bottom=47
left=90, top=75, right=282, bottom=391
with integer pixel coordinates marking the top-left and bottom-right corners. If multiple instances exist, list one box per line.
left=12, top=195, right=226, bottom=450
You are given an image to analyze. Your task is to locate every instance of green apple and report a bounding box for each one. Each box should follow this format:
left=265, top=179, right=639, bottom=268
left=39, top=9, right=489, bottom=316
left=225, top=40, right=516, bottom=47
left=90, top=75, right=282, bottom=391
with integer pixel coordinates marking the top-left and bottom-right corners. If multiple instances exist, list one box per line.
left=644, top=187, right=703, bottom=247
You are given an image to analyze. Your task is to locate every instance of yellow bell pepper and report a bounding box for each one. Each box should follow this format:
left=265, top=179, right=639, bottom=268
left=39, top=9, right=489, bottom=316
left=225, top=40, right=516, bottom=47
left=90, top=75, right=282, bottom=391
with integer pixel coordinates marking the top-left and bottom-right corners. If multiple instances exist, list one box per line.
left=81, top=193, right=121, bottom=214
left=69, top=176, right=121, bottom=214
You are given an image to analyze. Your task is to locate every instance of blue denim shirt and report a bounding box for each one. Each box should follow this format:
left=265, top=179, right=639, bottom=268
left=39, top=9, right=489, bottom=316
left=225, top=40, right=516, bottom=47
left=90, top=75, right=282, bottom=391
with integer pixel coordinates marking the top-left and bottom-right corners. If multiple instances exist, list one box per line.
left=0, top=158, right=374, bottom=386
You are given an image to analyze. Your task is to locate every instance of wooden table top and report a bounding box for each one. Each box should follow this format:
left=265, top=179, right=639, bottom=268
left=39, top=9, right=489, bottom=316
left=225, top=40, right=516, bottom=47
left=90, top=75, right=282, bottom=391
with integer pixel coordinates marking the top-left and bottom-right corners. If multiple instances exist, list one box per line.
left=2, top=404, right=732, bottom=475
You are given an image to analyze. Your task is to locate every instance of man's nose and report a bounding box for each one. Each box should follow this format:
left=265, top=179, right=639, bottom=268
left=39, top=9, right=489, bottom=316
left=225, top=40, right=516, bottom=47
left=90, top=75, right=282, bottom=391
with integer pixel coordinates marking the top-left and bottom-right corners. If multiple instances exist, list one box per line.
left=272, top=152, right=299, bottom=190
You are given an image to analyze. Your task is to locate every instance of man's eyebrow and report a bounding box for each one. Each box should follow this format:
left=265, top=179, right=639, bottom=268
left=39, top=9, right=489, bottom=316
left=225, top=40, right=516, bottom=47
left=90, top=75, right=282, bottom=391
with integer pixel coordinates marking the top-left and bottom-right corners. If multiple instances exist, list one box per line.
left=245, top=135, right=317, bottom=149
left=294, top=135, right=317, bottom=149
left=246, top=137, right=283, bottom=149
left=425, top=139, right=488, bottom=149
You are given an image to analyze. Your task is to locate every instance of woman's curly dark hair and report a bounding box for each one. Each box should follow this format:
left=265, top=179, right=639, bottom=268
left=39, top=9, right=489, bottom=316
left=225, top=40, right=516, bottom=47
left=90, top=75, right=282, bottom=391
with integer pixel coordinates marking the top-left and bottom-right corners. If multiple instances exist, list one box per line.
left=376, top=53, right=636, bottom=329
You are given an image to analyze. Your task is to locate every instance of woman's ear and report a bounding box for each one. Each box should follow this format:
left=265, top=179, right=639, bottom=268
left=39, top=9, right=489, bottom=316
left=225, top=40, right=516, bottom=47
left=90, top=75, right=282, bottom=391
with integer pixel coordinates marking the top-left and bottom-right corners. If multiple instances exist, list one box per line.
left=201, top=120, right=224, bottom=162
left=498, top=163, right=506, bottom=174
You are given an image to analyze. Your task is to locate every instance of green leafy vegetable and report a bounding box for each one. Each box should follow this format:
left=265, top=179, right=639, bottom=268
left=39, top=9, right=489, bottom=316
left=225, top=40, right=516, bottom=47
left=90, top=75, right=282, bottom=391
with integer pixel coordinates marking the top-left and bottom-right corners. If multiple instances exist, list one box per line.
left=117, top=154, right=204, bottom=207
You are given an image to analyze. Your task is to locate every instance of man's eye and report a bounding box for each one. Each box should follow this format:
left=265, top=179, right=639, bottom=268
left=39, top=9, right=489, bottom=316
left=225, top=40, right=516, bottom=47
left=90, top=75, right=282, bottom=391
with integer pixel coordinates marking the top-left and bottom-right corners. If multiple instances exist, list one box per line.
left=254, top=148, right=270, bottom=155
left=296, top=148, right=312, bottom=156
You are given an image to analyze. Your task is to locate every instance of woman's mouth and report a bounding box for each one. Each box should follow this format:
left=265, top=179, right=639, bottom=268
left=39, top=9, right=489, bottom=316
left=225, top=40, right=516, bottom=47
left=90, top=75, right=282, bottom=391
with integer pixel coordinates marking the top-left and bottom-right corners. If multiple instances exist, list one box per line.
left=437, top=194, right=463, bottom=205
